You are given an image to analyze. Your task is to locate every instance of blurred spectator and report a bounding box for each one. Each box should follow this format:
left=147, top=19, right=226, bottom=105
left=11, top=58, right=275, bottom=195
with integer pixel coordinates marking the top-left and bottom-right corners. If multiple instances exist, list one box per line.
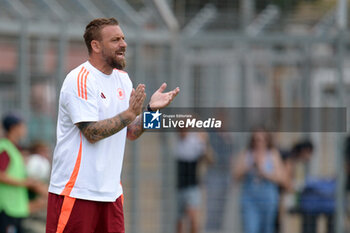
left=283, top=140, right=314, bottom=192
left=345, top=136, right=350, bottom=231
left=0, top=113, right=47, bottom=233
left=175, top=130, right=212, bottom=233
left=273, top=148, right=291, bottom=233
left=234, top=129, right=285, bottom=233
left=205, top=131, right=234, bottom=233
left=26, top=140, right=51, bottom=216
left=284, top=140, right=334, bottom=233
left=275, top=140, right=313, bottom=233
left=27, top=140, right=51, bottom=183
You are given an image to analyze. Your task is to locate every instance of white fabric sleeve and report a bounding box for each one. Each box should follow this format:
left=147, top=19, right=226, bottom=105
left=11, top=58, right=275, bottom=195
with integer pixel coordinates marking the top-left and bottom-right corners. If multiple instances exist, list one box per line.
left=62, top=73, right=99, bottom=124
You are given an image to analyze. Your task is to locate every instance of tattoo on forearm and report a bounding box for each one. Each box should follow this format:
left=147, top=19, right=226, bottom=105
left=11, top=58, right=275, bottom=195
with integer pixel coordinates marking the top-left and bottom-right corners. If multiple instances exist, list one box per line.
left=76, top=114, right=133, bottom=143
left=127, top=116, right=145, bottom=140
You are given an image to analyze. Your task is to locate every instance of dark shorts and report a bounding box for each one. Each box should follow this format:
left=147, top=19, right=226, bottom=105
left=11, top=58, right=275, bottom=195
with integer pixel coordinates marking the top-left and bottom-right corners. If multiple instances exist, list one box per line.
left=46, top=193, right=125, bottom=233
left=0, top=211, right=24, bottom=233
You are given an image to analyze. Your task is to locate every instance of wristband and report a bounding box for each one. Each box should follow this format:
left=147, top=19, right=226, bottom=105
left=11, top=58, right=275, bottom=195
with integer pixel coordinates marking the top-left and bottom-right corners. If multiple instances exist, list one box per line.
left=147, top=104, right=153, bottom=112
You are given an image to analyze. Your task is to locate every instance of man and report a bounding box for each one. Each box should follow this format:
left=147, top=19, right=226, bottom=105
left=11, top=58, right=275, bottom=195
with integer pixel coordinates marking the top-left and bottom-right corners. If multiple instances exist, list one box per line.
left=46, top=17, right=179, bottom=233
left=0, top=113, right=47, bottom=233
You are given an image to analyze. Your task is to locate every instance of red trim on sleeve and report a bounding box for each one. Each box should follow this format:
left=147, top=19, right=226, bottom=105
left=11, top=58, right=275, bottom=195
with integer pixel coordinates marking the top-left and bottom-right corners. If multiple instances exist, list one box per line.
left=0, top=151, right=10, bottom=171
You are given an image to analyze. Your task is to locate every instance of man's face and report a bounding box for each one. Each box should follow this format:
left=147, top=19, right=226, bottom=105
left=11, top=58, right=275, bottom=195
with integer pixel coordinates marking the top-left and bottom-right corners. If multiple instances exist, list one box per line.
left=99, top=25, right=127, bottom=70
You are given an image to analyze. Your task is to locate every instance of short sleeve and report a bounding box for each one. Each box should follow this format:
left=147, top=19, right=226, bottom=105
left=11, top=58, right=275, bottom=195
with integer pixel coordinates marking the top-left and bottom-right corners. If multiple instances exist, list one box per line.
left=61, top=68, right=99, bottom=124
left=0, top=151, right=10, bottom=172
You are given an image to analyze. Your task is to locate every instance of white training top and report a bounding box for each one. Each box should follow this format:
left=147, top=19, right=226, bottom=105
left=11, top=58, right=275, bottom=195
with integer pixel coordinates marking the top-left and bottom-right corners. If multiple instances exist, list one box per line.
left=49, top=61, right=132, bottom=202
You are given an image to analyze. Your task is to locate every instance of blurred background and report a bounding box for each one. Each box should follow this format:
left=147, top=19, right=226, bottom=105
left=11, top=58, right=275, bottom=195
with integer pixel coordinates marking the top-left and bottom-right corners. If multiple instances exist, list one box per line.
left=0, top=0, right=349, bottom=232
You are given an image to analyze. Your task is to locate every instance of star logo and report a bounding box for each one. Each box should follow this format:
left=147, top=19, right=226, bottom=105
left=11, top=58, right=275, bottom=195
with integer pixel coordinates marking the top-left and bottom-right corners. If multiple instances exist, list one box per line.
left=150, top=110, right=162, bottom=122
left=143, top=110, right=162, bottom=129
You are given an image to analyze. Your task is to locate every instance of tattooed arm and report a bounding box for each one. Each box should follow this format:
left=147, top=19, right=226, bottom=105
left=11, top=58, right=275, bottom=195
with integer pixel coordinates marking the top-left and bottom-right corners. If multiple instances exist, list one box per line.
left=78, top=110, right=143, bottom=143
left=76, top=84, right=147, bottom=144
left=76, top=110, right=136, bottom=144
left=127, top=115, right=144, bottom=141
left=77, top=82, right=180, bottom=143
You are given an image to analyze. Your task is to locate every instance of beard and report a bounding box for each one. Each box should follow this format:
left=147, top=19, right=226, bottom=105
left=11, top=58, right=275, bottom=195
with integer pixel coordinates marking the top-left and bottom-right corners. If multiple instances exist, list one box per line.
left=102, top=48, right=126, bottom=70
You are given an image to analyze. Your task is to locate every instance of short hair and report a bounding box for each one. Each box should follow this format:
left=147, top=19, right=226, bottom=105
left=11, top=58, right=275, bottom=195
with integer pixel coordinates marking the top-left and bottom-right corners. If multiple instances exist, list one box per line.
left=84, top=17, right=119, bottom=54
left=2, top=113, right=23, bottom=132
left=292, top=140, right=314, bottom=156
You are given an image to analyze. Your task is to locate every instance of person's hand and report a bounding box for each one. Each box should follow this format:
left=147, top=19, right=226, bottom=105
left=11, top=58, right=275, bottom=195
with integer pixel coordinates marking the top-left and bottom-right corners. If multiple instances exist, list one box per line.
left=255, top=157, right=273, bottom=181
left=24, top=178, right=48, bottom=197
left=29, top=196, right=47, bottom=214
left=32, top=181, right=49, bottom=197
left=128, top=84, right=146, bottom=118
left=23, top=178, right=37, bottom=189
left=149, top=83, right=179, bottom=110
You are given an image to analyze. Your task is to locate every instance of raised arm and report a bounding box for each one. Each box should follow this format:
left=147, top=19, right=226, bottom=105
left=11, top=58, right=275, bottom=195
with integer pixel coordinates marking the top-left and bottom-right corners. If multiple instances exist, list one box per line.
left=76, top=84, right=146, bottom=144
